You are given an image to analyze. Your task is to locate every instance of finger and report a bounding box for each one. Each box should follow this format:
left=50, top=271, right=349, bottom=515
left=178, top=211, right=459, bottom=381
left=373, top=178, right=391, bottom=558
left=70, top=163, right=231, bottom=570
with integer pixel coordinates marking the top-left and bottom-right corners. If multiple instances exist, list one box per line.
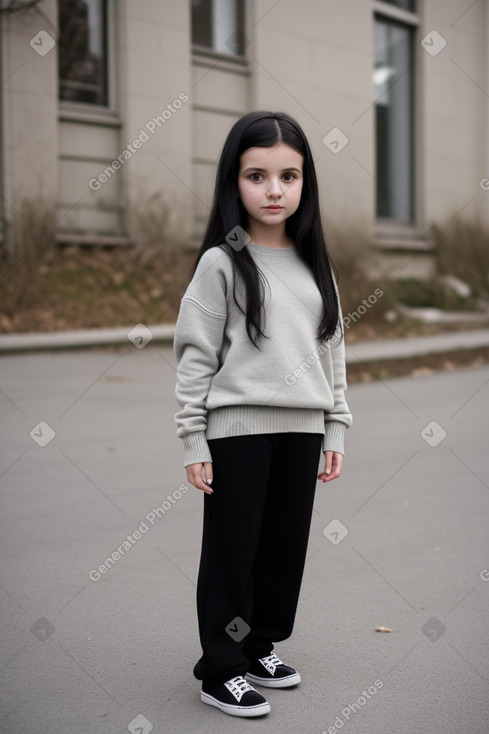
left=318, top=452, right=343, bottom=482
left=333, top=452, right=344, bottom=476
left=185, top=463, right=213, bottom=494
left=202, top=462, right=213, bottom=487
left=324, top=450, right=333, bottom=475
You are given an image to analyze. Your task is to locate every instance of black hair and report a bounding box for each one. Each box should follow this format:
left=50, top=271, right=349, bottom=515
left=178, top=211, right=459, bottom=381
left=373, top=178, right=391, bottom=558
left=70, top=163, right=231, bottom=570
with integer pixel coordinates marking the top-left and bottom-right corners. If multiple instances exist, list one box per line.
left=188, top=110, right=340, bottom=348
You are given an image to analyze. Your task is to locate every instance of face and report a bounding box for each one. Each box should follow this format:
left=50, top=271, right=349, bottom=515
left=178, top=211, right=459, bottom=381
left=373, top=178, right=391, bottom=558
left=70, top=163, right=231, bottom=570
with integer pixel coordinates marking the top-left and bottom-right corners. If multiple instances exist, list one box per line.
left=237, top=143, right=304, bottom=233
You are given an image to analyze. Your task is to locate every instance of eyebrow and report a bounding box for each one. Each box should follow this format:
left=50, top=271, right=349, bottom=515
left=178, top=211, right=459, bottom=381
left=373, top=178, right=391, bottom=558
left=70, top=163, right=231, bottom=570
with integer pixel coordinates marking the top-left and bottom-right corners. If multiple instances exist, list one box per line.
left=241, top=166, right=302, bottom=174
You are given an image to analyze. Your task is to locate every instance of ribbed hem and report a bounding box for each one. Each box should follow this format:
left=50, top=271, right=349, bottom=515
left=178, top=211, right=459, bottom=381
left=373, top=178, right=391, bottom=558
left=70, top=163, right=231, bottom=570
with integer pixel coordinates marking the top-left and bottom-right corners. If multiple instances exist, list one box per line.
left=181, top=411, right=348, bottom=466
left=182, top=430, right=212, bottom=467
left=246, top=243, right=295, bottom=256
left=323, top=421, right=346, bottom=455
left=206, top=404, right=325, bottom=440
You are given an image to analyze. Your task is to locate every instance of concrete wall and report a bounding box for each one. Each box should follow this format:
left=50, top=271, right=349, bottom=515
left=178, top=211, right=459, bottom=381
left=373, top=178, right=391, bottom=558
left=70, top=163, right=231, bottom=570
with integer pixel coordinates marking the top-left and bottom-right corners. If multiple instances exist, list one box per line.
left=420, top=0, right=489, bottom=227
left=0, top=0, right=488, bottom=258
left=191, top=56, right=250, bottom=237
left=116, top=0, right=193, bottom=244
left=0, top=0, right=59, bottom=256
left=59, top=0, right=193, bottom=245
left=250, top=0, right=375, bottom=238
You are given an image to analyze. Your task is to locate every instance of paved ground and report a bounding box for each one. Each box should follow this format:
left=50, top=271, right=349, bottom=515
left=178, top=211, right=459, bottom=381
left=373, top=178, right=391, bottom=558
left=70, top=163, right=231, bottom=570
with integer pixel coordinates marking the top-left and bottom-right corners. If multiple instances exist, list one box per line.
left=0, top=345, right=488, bottom=734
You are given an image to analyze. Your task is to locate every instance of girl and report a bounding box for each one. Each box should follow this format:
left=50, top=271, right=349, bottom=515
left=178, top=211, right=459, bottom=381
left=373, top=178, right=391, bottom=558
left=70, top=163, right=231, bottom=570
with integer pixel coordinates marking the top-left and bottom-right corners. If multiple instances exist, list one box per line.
left=173, top=110, right=352, bottom=718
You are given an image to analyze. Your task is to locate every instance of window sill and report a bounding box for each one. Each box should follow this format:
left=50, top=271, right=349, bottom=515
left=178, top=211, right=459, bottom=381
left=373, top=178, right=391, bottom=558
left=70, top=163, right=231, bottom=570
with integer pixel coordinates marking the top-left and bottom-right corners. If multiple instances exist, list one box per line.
left=59, top=103, right=122, bottom=127
left=192, top=46, right=249, bottom=73
left=373, top=219, right=435, bottom=251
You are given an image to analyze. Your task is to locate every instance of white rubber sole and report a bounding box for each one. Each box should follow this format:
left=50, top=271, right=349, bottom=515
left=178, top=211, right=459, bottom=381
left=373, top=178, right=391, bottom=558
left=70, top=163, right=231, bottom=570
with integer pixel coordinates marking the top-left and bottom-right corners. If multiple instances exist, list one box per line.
left=201, top=691, right=271, bottom=717
left=246, top=671, right=301, bottom=688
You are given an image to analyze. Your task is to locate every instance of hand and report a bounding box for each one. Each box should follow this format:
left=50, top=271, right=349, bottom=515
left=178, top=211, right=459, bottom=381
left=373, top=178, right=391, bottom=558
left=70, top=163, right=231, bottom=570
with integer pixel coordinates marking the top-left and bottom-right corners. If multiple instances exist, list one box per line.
left=318, top=451, right=343, bottom=483
left=185, top=462, right=214, bottom=494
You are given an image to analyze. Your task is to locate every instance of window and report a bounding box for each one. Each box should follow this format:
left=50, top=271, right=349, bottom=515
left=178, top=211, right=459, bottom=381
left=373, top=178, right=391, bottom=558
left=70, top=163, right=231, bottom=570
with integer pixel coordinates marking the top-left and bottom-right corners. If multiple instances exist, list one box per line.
left=380, top=0, right=415, bottom=10
left=373, top=4, right=417, bottom=222
left=191, top=0, right=246, bottom=57
left=59, top=0, right=108, bottom=105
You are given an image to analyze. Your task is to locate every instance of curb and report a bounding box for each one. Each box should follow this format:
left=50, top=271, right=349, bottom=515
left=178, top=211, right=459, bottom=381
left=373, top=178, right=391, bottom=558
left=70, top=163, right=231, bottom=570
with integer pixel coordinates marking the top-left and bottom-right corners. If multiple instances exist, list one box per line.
left=344, top=329, right=489, bottom=364
left=1, top=325, right=489, bottom=364
left=0, top=324, right=175, bottom=353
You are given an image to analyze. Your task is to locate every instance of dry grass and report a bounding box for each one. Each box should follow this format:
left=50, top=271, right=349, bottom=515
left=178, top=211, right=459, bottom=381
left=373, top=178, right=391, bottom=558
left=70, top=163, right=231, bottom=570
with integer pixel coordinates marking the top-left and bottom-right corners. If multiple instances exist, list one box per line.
left=1, top=210, right=488, bottom=338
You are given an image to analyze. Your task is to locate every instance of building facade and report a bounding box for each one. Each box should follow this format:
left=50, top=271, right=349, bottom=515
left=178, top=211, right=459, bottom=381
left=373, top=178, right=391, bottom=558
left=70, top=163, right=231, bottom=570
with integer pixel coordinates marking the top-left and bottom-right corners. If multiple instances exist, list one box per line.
left=1, top=0, right=488, bottom=275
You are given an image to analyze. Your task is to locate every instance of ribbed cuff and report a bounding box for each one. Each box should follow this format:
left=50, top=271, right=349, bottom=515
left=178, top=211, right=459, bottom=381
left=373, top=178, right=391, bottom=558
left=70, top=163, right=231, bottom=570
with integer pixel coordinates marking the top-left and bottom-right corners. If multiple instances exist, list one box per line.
left=182, top=430, right=212, bottom=467
left=322, top=422, right=346, bottom=455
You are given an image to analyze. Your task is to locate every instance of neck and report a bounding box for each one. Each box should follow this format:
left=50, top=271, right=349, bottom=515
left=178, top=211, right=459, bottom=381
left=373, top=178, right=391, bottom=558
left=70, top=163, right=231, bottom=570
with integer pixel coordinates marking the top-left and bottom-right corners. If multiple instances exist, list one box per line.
left=248, top=221, right=291, bottom=249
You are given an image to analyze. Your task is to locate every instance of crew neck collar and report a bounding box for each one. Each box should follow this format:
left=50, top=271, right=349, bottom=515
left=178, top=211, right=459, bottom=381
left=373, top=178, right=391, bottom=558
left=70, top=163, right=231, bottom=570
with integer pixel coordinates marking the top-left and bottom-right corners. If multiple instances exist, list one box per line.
left=246, top=242, right=295, bottom=256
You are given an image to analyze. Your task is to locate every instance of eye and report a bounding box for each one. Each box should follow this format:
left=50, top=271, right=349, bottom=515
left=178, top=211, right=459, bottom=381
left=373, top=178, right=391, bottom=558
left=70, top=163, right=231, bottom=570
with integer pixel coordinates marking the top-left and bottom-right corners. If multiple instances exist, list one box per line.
left=248, top=173, right=264, bottom=182
left=282, top=172, right=296, bottom=182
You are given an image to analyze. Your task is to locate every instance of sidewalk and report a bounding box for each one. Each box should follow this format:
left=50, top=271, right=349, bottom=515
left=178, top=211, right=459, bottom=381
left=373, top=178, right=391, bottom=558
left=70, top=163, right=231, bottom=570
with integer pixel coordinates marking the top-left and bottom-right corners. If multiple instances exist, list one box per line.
left=1, top=347, right=488, bottom=733
left=1, top=324, right=489, bottom=364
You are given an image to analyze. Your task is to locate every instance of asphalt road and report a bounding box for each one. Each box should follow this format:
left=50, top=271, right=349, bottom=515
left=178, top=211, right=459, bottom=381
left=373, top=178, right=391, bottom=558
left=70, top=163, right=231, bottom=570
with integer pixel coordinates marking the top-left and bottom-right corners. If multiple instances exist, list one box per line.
left=1, top=345, right=488, bottom=734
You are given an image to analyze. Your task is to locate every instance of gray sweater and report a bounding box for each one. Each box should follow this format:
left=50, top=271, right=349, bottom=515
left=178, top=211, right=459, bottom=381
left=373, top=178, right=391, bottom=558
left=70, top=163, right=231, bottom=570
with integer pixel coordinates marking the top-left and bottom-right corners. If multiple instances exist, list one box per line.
left=173, top=242, right=352, bottom=467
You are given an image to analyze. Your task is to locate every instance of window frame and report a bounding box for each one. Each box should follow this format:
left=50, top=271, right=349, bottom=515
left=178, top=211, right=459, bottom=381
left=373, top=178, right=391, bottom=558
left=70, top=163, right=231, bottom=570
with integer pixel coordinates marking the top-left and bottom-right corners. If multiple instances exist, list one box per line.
left=373, top=0, right=420, bottom=232
left=58, top=0, right=118, bottom=121
left=191, top=0, right=248, bottom=65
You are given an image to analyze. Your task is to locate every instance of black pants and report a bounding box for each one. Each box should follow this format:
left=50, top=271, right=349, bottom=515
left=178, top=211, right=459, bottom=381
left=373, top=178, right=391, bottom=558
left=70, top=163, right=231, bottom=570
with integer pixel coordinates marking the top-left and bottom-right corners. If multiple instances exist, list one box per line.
left=193, top=431, right=324, bottom=683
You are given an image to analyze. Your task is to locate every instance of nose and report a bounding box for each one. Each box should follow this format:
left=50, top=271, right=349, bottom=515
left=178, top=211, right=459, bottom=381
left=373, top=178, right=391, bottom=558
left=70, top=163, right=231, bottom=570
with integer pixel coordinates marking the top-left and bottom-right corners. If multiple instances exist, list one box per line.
left=267, top=177, right=283, bottom=199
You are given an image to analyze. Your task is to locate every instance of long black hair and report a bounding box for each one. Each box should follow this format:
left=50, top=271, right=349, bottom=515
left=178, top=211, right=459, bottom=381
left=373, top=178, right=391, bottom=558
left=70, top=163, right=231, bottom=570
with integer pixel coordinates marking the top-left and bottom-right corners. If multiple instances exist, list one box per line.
left=188, top=110, right=340, bottom=349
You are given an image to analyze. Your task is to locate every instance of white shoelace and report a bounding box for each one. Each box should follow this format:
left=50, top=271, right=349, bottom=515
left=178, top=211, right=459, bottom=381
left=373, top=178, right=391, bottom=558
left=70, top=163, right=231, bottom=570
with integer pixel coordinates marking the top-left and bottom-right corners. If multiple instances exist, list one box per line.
left=259, top=652, right=283, bottom=675
left=225, top=675, right=254, bottom=702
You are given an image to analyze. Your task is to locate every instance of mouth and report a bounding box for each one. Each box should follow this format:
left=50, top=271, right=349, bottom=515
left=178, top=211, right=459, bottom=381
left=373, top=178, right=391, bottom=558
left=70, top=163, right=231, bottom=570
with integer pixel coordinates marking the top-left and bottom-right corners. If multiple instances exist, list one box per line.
left=263, top=205, right=284, bottom=211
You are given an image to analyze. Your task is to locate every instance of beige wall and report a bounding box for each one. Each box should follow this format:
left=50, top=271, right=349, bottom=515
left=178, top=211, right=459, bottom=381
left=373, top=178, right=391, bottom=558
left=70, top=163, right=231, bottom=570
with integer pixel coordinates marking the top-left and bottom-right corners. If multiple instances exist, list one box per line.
left=0, top=0, right=488, bottom=258
left=59, top=0, right=194, bottom=244
left=0, top=0, right=59, bottom=255
left=420, top=0, right=489, bottom=227
left=191, top=57, right=250, bottom=237
left=116, top=0, right=193, bottom=243
left=250, top=0, right=375, bottom=238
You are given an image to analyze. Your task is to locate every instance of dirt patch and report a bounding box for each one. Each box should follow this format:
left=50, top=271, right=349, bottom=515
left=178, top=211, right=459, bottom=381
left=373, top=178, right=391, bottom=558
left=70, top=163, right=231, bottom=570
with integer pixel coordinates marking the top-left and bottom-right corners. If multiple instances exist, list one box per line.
left=346, top=347, right=489, bottom=384
left=1, top=245, right=489, bottom=346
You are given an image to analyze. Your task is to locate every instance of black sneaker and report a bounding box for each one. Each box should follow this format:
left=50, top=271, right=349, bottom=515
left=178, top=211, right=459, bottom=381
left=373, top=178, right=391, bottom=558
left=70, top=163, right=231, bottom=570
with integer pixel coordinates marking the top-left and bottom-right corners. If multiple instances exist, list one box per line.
left=201, top=675, right=271, bottom=717
left=247, top=653, right=301, bottom=688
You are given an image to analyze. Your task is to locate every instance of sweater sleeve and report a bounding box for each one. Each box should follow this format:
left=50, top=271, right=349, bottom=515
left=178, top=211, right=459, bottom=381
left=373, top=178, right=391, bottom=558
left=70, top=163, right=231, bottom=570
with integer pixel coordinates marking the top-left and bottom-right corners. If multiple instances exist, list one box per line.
left=173, top=248, right=229, bottom=467
left=322, top=288, right=353, bottom=456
